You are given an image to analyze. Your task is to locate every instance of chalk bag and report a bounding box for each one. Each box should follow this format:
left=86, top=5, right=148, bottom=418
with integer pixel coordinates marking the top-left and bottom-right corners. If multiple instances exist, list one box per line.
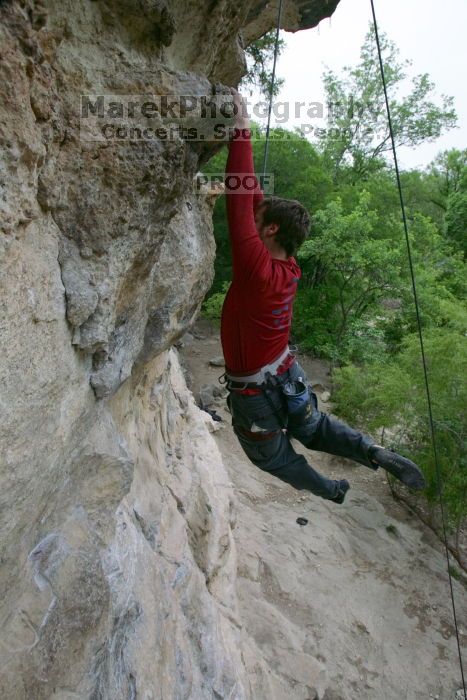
left=281, top=378, right=309, bottom=414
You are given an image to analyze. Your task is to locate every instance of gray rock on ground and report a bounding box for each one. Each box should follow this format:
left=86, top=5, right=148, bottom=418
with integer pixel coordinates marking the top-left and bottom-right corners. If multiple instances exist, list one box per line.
left=199, top=382, right=228, bottom=407
left=209, top=355, right=226, bottom=367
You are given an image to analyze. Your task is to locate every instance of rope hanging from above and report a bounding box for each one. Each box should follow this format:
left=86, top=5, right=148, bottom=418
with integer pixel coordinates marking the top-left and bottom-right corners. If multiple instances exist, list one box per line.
left=261, top=1, right=466, bottom=695
left=262, top=0, right=284, bottom=178
left=370, top=0, right=467, bottom=700
left=369, top=1, right=465, bottom=695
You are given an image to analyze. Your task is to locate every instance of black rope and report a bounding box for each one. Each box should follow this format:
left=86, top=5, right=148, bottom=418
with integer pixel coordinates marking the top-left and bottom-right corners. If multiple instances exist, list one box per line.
left=262, top=0, right=284, bottom=177
left=369, top=1, right=466, bottom=695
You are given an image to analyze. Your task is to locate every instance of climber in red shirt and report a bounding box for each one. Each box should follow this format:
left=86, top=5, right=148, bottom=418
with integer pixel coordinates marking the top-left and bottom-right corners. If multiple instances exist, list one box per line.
left=220, top=89, right=425, bottom=503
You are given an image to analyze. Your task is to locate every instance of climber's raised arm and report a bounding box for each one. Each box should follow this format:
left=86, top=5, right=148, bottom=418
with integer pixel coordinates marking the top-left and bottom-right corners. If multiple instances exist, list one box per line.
left=225, top=89, right=270, bottom=282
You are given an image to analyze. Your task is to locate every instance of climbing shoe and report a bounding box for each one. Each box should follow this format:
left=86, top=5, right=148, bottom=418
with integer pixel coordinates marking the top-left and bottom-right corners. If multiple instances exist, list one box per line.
left=329, top=479, right=350, bottom=504
left=369, top=445, right=426, bottom=490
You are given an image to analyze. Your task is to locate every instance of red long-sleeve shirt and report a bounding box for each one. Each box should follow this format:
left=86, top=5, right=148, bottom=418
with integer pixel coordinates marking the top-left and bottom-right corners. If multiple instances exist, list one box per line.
left=220, top=129, right=301, bottom=373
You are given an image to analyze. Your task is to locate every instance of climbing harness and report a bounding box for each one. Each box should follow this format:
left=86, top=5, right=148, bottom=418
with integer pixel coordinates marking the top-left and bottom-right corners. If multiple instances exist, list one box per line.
left=223, top=345, right=292, bottom=387
left=261, top=0, right=466, bottom=694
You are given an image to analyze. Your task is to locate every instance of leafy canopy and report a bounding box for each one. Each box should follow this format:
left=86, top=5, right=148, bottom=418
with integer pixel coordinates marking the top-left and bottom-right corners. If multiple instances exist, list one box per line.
left=320, top=25, right=457, bottom=177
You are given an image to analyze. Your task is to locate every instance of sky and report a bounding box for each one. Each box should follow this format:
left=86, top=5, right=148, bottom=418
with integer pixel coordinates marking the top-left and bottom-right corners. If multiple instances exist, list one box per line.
left=249, top=0, right=467, bottom=170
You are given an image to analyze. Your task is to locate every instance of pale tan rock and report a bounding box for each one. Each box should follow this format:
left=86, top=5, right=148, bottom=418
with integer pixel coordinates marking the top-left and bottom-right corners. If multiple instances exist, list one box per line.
left=0, top=0, right=345, bottom=697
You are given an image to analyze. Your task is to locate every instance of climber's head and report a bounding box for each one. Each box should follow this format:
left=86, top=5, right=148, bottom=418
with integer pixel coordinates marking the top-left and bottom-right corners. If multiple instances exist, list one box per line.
left=254, top=197, right=310, bottom=259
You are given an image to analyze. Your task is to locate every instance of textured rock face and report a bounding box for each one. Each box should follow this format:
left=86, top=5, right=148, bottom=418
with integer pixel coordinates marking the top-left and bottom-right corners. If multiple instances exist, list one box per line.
left=1, top=351, right=245, bottom=698
left=0, top=0, right=340, bottom=697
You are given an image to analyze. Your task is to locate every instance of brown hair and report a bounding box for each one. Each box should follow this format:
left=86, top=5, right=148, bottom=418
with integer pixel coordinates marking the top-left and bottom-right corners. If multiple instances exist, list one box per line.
left=259, top=197, right=310, bottom=257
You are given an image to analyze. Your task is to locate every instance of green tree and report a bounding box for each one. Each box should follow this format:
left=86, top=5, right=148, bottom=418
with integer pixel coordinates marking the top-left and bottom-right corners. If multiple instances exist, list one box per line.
left=320, top=25, right=457, bottom=178
left=332, top=167, right=445, bottom=227
left=429, top=148, right=467, bottom=200
left=294, top=192, right=405, bottom=360
left=333, top=327, right=467, bottom=539
left=258, top=127, right=333, bottom=209
left=384, top=212, right=466, bottom=347
left=445, top=190, right=467, bottom=258
left=241, top=30, right=285, bottom=98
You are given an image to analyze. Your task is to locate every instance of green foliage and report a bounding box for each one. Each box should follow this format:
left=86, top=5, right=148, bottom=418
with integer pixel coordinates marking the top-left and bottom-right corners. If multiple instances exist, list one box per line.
left=429, top=148, right=467, bottom=198
left=320, top=25, right=457, bottom=178
left=333, top=329, right=467, bottom=528
left=241, top=30, right=285, bottom=98
left=295, top=192, right=404, bottom=361
left=201, top=282, right=230, bottom=322
left=387, top=213, right=466, bottom=343
left=262, top=127, right=334, bottom=210
left=445, top=190, right=467, bottom=258
left=448, top=566, right=462, bottom=582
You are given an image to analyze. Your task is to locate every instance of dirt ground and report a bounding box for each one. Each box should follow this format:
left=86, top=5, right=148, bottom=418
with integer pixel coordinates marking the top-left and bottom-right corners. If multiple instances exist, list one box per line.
left=179, top=318, right=467, bottom=700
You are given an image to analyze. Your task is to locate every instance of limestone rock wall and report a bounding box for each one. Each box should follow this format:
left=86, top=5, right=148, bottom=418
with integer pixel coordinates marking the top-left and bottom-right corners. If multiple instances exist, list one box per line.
left=0, top=1, right=340, bottom=697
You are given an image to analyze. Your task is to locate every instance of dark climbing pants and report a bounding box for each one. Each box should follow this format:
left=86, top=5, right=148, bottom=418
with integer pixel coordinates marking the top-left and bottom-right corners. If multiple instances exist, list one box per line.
left=227, top=360, right=378, bottom=500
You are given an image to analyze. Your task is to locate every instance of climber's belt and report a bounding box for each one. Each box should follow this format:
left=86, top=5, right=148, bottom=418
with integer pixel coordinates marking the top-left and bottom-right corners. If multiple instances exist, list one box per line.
left=223, top=347, right=292, bottom=390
